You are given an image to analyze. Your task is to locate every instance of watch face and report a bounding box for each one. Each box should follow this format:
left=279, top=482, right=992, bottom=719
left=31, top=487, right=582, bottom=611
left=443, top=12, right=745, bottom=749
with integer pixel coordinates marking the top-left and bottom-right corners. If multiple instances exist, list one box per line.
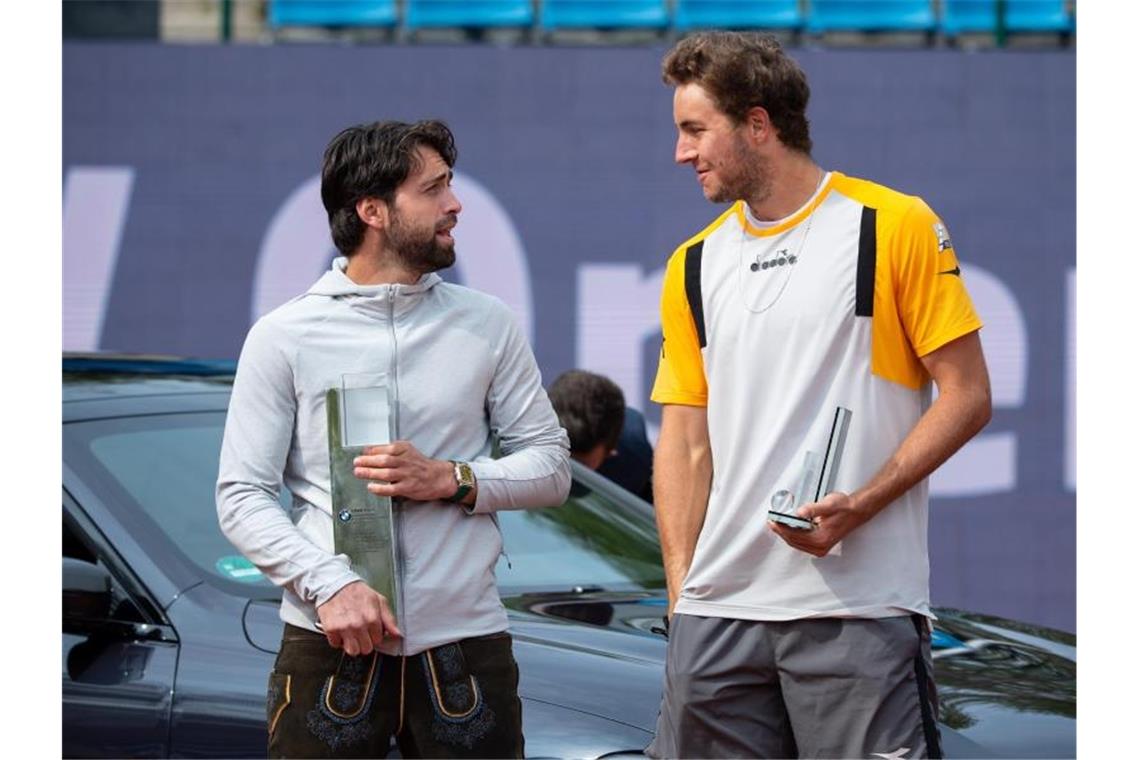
left=456, top=462, right=475, bottom=486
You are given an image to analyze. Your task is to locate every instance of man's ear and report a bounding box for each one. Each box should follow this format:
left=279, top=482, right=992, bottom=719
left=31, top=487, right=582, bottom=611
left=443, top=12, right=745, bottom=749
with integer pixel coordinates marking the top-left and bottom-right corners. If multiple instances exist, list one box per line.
left=744, top=106, right=774, bottom=145
left=356, top=197, right=388, bottom=231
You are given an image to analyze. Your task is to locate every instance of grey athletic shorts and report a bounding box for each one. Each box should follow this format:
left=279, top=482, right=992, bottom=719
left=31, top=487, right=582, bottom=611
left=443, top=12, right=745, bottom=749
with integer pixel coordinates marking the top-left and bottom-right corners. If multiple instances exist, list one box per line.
left=646, top=613, right=942, bottom=759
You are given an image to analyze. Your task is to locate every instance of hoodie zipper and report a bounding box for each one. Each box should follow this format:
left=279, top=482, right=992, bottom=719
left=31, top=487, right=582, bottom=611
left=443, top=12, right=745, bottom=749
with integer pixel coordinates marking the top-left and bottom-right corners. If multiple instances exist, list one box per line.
left=388, top=284, right=408, bottom=656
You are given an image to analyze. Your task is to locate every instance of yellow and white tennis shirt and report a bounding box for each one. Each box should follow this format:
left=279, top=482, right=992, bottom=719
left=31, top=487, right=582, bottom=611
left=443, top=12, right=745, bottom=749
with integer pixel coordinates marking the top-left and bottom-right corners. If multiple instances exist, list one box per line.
left=652, top=171, right=983, bottom=621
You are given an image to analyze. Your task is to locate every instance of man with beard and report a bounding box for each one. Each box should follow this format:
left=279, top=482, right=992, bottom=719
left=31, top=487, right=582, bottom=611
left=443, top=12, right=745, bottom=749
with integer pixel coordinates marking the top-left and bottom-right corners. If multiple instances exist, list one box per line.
left=647, top=33, right=992, bottom=759
left=217, top=120, right=570, bottom=758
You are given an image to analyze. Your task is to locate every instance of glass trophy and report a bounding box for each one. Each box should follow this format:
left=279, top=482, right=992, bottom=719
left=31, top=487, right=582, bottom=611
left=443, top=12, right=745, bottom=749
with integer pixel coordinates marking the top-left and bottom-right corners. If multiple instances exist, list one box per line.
left=768, top=406, right=853, bottom=531
left=326, top=372, right=401, bottom=621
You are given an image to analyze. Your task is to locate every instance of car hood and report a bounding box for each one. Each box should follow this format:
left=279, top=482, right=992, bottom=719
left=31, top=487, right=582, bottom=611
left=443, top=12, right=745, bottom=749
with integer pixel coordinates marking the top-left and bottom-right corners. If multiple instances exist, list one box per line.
left=924, top=608, right=1076, bottom=758
left=507, top=615, right=667, bottom=733
left=502, top=591, right=1076, bottom=758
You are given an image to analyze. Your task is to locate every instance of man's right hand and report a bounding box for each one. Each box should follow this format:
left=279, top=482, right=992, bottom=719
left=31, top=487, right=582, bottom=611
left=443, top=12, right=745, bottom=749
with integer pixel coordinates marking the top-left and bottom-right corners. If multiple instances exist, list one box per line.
left=316, top=581, right=401, bottom=656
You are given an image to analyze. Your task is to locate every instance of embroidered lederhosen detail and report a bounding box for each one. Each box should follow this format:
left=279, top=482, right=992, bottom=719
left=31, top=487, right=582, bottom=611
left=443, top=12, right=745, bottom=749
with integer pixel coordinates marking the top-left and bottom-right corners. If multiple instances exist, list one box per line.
left=304, top=652, right=381, bottom=751
left=267, top=672, right=291, bottom=737
left=321, top=652, right=380, bottom=720
left=421, top=642, right=496, bottom=749
left=425, top=644, right=480, bottom=719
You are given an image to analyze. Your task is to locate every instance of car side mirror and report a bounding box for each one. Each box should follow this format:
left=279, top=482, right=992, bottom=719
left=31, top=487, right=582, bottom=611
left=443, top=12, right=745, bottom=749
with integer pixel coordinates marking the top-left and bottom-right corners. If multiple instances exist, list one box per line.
left=63, top=557, right=113, bottom=623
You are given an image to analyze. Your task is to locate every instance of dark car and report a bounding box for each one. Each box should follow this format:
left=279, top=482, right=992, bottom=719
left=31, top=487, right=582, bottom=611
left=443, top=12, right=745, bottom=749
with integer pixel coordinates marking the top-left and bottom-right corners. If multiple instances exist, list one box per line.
left=62, top=356, right=1075, bottom=758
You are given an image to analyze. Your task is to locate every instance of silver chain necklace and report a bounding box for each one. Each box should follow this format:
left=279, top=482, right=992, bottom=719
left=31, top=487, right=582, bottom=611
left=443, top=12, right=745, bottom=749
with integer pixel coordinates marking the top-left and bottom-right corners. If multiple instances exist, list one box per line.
left=738, top=170, right=825, bottom=315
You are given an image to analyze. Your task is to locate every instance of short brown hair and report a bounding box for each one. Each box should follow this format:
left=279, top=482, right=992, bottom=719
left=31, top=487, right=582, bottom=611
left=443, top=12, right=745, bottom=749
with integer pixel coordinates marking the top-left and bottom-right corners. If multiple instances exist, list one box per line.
left=663, top=31, right=812, bottom=155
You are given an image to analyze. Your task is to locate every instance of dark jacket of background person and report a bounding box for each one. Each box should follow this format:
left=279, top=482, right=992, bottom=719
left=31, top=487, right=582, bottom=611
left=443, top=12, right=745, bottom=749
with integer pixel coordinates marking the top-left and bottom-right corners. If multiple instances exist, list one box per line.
left=599, top=406, right=654, bottom=504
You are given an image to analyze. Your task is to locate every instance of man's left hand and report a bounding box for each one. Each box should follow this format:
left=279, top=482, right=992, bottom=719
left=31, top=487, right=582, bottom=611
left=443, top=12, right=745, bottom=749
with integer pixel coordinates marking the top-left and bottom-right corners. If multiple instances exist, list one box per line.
left=768, top=491, right=867, bottom=558
left=353, top=442, right=455, bottom=502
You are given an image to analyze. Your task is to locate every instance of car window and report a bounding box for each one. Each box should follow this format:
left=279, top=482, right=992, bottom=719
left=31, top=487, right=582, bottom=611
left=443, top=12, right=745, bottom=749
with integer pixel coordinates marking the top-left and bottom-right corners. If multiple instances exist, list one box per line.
left=64, top=412, right=279, bottom=596
left=64, top=411, right=663, bottom=598
left=63, top=511, right=149, bottom=625
left=494, top=479, right=664, bottom=593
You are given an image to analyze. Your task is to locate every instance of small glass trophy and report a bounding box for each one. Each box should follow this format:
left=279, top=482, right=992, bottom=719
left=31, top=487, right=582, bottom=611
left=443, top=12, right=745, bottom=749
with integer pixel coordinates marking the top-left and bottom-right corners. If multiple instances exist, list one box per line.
left=768, top=406, right=853, bottom=531
left=326, top=372, right=401, bottom=621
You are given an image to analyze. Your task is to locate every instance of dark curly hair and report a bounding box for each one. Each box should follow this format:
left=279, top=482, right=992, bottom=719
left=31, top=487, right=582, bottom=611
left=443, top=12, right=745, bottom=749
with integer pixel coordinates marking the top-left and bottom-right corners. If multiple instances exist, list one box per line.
left=663, top=31, right=812, bottom=155
left=320, top=120, right=458, bottom=257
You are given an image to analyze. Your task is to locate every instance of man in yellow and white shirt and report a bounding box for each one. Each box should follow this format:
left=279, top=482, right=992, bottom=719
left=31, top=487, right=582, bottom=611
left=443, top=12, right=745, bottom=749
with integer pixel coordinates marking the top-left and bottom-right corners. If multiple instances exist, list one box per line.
left=647, top=32, right=992, bottom=760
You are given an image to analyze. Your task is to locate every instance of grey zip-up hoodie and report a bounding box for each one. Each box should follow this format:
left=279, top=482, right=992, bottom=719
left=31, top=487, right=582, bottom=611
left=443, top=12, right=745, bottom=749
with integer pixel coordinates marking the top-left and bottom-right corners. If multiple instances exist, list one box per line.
left=216, top=258, right=571, bottom=656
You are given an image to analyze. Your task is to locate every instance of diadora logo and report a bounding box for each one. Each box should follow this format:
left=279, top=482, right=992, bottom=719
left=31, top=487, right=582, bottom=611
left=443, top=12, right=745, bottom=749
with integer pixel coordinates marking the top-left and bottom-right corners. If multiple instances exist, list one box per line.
left=871, top=747, right=911, bottom=760
left=749, top=248, right=798, bottom=272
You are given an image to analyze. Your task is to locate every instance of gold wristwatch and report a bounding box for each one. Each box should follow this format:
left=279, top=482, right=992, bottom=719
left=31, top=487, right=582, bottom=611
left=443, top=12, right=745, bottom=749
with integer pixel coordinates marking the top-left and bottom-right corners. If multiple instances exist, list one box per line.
left=448, top=460, right=475, bottom=503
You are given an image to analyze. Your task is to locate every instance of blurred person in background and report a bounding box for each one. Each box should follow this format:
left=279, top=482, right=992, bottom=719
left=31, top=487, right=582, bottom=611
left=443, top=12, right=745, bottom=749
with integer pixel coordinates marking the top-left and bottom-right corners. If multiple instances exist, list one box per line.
left=217, top=119, right=570, bottom=758
left=548, top=369, right=654, bottom=503
left=648, top=31, right=991, bottom=759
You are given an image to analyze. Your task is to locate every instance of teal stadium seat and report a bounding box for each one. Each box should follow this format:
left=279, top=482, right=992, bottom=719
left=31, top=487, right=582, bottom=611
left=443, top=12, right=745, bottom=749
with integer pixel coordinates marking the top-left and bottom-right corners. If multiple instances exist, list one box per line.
left=405, top=1, right=534, bottom=30
left=940, top=0, right=997, bottom=36
left=805, top=1, right=936, bottom=34
left=540, top=1, right=670, bottom=31
left=941, top=1, right=1072, bottom=38
left=1004, top=0, right=1072, bottom=33
left=268, top=0, right=397, bottom=28
left=674, top=1, right=804, bottom=32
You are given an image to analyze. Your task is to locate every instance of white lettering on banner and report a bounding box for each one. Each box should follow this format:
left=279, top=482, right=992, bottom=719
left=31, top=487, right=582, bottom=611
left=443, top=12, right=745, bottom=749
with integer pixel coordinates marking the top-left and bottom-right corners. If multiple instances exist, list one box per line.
left=252, top=172, right=533, bottom=340
left=63, top=167, right=135, bottom=351
left=252, top=175, right=330, bottom=322
left=1065, top=268, right=1075, bottom=492
left=930, top=263, right=1027, bottom=497
left=576, top=264, right=666, bottom=413
left=448, top=174, right=533, bottom=341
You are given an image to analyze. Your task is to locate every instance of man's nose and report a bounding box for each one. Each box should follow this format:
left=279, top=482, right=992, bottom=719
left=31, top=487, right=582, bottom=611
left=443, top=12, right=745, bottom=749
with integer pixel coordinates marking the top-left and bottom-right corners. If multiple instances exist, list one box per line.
left=675, top=135, right=697, bottom=165
left=444, top=188, right=462, bottom=216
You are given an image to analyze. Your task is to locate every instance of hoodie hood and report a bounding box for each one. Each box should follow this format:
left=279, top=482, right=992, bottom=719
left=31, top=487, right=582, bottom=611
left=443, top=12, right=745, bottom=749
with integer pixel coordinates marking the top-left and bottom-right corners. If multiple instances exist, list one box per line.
left=305, top=256, right=443, bottom=318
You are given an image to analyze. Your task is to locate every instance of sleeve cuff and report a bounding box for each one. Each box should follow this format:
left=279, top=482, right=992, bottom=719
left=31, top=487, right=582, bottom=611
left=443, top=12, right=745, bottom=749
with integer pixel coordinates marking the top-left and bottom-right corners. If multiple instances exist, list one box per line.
left=309, top=556, right=364, bottom=608
left=650, top=390, right=709, bottom=406
left=466, top=459, right=504, bottom=514
left=913, top=318, right=984, bottom=358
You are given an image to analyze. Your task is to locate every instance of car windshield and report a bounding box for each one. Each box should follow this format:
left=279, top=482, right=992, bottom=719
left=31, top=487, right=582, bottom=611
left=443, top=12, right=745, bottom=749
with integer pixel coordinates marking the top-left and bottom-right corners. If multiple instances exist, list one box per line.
left=63, top=411, right=664, bottom=598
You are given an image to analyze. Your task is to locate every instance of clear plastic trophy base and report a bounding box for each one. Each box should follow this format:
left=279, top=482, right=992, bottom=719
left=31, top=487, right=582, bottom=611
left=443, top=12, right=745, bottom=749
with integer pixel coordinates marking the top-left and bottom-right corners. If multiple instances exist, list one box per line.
left=767, top=406, right=852, bottom=533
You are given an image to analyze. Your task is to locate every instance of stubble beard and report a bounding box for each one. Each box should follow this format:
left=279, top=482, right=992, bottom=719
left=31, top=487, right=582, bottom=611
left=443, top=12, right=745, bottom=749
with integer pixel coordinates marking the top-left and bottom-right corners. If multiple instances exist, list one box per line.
left=387, top=211, right=457, bottom=275
left=707, top=132, right=772, bottom=207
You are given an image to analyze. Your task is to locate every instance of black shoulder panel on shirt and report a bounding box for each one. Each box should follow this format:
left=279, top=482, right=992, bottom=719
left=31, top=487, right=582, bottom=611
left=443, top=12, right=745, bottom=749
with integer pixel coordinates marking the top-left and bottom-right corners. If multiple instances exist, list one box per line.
left=856, top=206, right=877, bottom=317
left=684, top=240, right=707, bottom=348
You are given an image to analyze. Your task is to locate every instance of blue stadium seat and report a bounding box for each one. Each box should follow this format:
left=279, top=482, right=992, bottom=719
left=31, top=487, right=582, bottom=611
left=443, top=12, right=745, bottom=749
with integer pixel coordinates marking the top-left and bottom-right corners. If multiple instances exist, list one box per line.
left=268, top=0, right=397, bottom=28
left=540, top=1, right=670, bottom=31
left=674, top=1, right=803, bottom=32
left=1005, top=0, right=1072, bottom=33
left=405, top=1, right=534, bottom=30
left=940, top=0, right=997, bottom=37
left=805, top=1, right=936, bottom=34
